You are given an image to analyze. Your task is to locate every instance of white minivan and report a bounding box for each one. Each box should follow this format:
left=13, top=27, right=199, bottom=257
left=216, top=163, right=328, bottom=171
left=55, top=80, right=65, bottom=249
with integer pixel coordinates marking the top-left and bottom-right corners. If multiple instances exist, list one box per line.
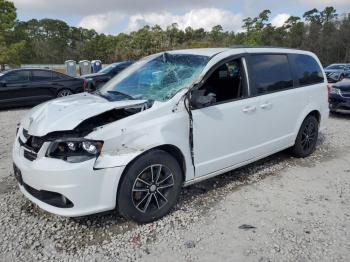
left=13, top=47, right=329, bottom=223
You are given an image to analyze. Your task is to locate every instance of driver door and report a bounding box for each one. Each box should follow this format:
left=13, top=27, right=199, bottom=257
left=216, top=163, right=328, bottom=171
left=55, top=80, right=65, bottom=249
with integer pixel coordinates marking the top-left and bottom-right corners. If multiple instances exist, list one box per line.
left=192, top=57, right=262, bottom=177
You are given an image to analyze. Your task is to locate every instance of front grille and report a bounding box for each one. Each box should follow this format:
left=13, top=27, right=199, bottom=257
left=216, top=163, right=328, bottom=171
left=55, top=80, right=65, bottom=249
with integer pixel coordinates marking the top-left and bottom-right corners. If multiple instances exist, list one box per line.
left=340, top=90, right=350, bottom=98
left=23, top=150, right=37, bottom=161
left=26, top=136, right=45, bottom=153
left=22, top=129, right=30, bottom=139
left=20, top=130, right=44, bottom=153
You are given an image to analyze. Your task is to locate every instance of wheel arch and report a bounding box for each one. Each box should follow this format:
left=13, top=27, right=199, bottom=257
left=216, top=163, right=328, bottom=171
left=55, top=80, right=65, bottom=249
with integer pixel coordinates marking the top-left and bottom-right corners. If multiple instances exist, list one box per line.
left=293, top=108, right=321, bottom=143
left=307, top=110, right=321, bottom=124
left=116, top=144, right=187, bottom=205
left=115, top=144, right=186, bottom=209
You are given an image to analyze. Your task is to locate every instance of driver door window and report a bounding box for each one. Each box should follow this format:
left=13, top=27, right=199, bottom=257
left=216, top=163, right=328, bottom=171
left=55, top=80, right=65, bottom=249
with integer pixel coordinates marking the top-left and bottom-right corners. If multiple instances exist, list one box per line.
left=200, top=58, right=245, bottom=104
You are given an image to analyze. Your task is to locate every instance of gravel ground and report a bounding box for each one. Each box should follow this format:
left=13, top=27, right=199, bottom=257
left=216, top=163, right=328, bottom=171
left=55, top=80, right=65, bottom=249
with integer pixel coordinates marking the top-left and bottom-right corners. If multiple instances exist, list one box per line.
left=0, top=109, right=350, bottom=261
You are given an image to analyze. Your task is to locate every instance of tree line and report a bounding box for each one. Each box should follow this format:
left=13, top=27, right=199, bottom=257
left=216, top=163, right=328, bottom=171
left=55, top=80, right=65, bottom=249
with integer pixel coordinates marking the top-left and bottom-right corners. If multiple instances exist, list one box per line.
left=1, top=0, right=350, bottom=69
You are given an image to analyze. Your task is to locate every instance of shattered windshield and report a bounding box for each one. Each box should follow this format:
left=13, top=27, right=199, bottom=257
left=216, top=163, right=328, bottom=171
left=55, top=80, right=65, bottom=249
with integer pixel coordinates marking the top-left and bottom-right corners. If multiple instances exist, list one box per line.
left=99, top=53, right=209, bottom=101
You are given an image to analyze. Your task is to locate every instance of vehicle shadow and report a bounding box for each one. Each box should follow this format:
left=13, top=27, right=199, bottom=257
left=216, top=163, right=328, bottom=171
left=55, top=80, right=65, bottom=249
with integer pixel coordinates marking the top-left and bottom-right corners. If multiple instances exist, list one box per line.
left=329, top=111, right=350, bottom=119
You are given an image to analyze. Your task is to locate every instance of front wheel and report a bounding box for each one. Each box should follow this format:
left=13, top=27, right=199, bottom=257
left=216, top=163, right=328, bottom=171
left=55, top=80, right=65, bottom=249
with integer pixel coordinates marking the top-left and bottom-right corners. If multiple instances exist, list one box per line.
left=117, top=150, right=183, bottom=223
left=292, top=115, right=319, bottom=157
left=57, top=89, right=73, bottom=97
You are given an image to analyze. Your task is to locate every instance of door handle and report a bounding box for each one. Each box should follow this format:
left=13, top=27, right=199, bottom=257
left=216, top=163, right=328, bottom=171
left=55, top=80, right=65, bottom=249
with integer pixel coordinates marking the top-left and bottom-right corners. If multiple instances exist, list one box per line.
left=242, top=106, right=256, bottom=113
left=260, top=102, right=272, bottom=109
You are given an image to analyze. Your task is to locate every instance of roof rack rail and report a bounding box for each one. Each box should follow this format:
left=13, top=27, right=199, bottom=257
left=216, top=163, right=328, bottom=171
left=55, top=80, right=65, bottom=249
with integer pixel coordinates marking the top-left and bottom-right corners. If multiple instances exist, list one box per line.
left=229, top=45, right=300, bottom=50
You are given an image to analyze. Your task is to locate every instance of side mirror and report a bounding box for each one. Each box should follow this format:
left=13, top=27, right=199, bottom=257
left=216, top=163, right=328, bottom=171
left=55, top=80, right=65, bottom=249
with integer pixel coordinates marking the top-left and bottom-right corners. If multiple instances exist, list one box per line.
left=0, top=81, right=6, bottom=87
left=190, top=89, right=216, bottom=109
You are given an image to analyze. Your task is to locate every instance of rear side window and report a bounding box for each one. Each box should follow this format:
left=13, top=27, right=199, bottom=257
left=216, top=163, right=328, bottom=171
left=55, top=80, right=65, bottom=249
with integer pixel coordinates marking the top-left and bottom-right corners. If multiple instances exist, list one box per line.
left=52, top=72, right=70, bottom=80
left=32, top=70, right=52, bottom=81
left=290, top=54, right=324, bottom=86
left=248, top=54, right=293, bottom=95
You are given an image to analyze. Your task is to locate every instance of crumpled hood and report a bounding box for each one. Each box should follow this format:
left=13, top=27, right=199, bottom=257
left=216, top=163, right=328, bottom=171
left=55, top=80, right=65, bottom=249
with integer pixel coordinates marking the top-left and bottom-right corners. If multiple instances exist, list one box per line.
left=22, top=93, right=147, bottom=137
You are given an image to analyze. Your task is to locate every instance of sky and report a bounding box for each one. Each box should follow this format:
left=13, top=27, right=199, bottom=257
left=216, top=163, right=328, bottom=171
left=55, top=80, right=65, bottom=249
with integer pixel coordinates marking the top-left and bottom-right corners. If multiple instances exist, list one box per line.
left=11, top=0, right=350, bottom=34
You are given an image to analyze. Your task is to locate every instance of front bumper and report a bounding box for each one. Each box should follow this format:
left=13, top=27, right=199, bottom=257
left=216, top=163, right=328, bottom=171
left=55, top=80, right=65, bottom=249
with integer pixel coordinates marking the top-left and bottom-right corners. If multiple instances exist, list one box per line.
left=329, top=95, right=350, bottom=112
left=12, top=137, right=125, bottom=217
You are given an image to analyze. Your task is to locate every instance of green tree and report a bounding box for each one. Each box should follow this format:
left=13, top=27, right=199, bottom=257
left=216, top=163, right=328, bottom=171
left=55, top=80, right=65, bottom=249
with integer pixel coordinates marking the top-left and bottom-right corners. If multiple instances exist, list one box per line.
left=0, top=0, right=25, bottom=69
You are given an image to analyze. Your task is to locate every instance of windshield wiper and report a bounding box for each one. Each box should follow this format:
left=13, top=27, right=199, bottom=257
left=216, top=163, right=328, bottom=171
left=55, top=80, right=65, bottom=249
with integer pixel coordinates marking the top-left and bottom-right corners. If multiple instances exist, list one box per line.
left=93, top=89, right=110, bottom=100
left=107, top=90, right=135, bottom=100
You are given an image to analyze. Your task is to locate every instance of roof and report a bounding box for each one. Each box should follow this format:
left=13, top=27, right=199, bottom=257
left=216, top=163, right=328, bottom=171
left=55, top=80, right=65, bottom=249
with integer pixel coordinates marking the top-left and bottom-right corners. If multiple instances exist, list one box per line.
left=165, top=46, right=315, bottom=57
left=166, top=48, right=229, bottom=57
left=2, top=68, right=54, bottom=73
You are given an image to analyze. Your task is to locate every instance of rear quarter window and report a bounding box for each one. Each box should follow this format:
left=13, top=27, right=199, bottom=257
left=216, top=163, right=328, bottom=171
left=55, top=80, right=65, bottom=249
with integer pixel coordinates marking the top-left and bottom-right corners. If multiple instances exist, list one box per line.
left=52, top=72, right=71, bottom=80
left=248, top=54, right=293, bottom=96
left=289, top=54, right=324, bottom=86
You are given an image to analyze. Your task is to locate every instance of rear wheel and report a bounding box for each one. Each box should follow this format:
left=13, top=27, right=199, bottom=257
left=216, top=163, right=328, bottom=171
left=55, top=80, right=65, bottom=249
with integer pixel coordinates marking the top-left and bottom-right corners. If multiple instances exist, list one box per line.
left=292, top=115, right=319, bottom=157
left=57, top=89, right=73, bottom=97
left=117, top=150, right=183, bottom=223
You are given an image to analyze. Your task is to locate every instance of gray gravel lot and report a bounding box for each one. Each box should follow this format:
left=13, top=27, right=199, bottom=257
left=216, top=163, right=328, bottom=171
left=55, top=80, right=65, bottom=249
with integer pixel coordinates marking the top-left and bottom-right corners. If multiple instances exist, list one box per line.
left=0, top=108, right=350, bottom=261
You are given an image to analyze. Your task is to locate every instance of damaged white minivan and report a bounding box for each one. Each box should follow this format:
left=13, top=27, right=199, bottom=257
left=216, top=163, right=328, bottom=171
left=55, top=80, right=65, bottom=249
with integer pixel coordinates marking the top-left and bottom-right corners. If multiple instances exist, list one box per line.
left=13, top=48, right=329, bottom=223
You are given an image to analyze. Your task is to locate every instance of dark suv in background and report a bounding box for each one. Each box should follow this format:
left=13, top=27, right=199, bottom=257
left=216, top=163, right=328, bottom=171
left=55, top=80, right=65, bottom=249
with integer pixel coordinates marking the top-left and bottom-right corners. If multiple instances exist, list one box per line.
left=329, top=79, right=350, bottom=113
left=0, top=68, right=84, bottom=108
left=324, top=64, right=350, bottom=83
left=80, top=60, right=134, bottom=90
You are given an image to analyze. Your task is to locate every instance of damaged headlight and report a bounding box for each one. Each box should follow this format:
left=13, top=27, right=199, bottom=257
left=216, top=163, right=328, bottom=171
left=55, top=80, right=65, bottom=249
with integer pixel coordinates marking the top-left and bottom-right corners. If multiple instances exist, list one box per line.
left=46, top=139, right=103, bottom=163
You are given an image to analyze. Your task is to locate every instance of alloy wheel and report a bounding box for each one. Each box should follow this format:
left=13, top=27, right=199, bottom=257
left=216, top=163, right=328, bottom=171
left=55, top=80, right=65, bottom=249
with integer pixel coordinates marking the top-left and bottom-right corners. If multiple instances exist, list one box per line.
left=301, top=121, right=317, bottom=151
left=131, top=164, right=175, bottom=213
left=57, top=90, right=73, bottom=97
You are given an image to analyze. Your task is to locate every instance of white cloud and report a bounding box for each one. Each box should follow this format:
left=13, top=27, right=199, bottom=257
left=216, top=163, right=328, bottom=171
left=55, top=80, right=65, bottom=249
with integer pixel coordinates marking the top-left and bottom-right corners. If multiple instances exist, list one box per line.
left=127, top=8, right=244, bottom=32
left=271, top=13, right=290, bottom=27
left=298, top=0, right=350, bottom=8
left=12, top=0, right=233, bottom=16
left=78, top=13, right=125, bottom=34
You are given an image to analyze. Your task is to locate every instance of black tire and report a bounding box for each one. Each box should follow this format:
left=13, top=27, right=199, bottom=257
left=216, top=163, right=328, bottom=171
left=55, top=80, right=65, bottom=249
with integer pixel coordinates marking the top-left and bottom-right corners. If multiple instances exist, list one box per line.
left=292, top=115, right=319, bottom=158
left=117, top=150, right=183, bottom=223
left=339, top=74, right=344, bottom=81
left=57, top=89, right=73, bottom=97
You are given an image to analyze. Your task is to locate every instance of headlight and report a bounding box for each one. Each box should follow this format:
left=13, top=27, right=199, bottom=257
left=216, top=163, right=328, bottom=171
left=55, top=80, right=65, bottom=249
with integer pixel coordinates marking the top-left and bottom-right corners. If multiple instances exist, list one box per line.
left=329, top=72, right=340, bottom=78
left=46, top=139, right=103, bottom=163
left=330, top=87, right=341, bottom=95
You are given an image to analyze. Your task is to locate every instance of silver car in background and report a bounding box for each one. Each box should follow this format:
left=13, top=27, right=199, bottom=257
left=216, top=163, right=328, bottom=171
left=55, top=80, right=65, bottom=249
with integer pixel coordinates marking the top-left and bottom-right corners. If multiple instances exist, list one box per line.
left=324, top=64, right=350, bottom=83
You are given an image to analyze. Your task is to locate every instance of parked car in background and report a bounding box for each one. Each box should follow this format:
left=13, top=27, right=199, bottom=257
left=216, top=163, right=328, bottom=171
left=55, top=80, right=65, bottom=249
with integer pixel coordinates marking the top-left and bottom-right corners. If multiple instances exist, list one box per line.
left=13, top=48, right=328, bottom=223
left=324, top=63, right=350, bottom=83
left=81, top=61, right=134, bottom=91
left=329, top=79, right=350, bottom=113
left=0, top=68, right=85, bottom=108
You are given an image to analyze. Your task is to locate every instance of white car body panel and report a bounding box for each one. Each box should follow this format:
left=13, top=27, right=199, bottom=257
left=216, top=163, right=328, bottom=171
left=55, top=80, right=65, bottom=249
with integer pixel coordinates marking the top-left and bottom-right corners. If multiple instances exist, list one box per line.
left=12, top=47, right=329, bottom=217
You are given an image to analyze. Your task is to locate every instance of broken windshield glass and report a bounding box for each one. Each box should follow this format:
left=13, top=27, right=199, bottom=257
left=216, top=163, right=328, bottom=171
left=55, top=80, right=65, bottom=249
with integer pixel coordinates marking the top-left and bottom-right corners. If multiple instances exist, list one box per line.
left=99, top=53, right=209, bottom=101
